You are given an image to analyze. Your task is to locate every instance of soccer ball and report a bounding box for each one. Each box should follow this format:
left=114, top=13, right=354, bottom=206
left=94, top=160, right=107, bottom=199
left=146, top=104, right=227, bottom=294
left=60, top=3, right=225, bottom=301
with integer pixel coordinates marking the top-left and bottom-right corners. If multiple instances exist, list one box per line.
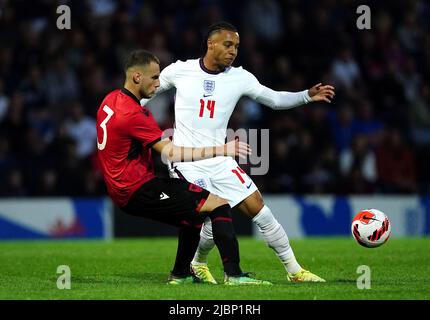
left=351, top=209, right=391, bottom=248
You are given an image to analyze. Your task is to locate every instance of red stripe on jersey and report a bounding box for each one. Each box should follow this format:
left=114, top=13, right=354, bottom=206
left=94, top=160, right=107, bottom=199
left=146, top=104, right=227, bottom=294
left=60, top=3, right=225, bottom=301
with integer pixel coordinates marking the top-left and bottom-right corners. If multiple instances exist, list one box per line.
left=189, top=183, right=203, bottom=193
left=195, top=198, right=207, bottom=213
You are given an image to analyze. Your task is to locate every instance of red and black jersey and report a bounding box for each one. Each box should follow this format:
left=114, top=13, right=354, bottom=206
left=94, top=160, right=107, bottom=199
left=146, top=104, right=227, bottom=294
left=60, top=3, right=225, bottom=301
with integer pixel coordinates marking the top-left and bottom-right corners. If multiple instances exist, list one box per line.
left=96, top=88, right=163, bottom=207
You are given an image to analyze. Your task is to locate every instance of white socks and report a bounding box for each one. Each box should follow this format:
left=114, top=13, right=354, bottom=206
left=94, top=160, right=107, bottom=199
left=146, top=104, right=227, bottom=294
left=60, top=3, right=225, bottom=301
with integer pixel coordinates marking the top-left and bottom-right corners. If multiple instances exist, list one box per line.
left=252, top=205, right=301, bottom=274
left=192, top=205, right=302, bottom=274
left=191, top=217, right=215, bottom=265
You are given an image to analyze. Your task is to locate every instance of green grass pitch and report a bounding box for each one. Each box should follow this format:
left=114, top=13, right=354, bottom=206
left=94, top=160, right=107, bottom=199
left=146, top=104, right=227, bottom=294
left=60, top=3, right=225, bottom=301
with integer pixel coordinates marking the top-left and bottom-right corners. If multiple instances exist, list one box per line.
left=0, top=237, right=429, bottom=300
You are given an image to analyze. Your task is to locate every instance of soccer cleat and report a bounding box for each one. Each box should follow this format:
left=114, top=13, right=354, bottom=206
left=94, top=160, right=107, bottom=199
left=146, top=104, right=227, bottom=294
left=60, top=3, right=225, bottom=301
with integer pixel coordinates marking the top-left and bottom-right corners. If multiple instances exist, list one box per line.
left=287, top=268, right=326, bottom=282
left=223, top=272, right=272, bottom=286
left=167, top=274, right=196, bottom=285
left=190, top=263, right=217, bottom=284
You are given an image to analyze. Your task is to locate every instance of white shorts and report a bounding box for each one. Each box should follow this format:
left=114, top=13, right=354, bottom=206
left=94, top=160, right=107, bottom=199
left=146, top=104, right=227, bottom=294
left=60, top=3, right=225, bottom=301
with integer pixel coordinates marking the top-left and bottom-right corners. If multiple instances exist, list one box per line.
left=169, top=157, right=258, bottom=207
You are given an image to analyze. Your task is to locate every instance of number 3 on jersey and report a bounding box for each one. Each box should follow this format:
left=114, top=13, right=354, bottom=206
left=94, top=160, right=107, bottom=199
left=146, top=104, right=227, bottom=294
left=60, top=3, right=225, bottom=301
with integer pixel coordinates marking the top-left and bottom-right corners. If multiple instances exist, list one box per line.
left=97, top=105, right=114, bottom=150
left=199, top=99, right=215, bottom=118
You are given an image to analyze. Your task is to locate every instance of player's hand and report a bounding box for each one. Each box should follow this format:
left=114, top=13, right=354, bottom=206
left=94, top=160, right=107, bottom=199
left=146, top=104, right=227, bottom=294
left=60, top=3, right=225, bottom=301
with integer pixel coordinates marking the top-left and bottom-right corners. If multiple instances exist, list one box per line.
left=308, top=83, right=335, bottom=103
left=225, top=138, right=252, bottom=159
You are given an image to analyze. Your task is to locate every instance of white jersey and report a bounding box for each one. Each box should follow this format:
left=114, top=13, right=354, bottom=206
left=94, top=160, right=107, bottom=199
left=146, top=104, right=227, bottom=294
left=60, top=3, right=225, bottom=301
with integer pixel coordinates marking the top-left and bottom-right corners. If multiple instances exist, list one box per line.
left=158, top=58, right=264, bottom=149
left=154, top=58, right=311, bottom=206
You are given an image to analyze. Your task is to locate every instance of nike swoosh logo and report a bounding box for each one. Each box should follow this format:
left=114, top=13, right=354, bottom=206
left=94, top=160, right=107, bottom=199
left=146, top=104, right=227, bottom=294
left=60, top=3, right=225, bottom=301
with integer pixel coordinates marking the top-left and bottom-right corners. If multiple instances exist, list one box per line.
left=362, top=215, right=379, bottom=222
left=203, top=94, right=212, bottom=97
left=246, top=182, right=252, bottom=189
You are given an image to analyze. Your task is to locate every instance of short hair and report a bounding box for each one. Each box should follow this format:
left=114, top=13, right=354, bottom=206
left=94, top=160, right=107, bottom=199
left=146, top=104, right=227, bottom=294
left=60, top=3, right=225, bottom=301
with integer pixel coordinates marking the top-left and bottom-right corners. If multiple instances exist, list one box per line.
left=206, top=21, right=238, bottom=39
left=124, top=50, right=160, bottom=72
left=203, top=21, right=238, bottom=50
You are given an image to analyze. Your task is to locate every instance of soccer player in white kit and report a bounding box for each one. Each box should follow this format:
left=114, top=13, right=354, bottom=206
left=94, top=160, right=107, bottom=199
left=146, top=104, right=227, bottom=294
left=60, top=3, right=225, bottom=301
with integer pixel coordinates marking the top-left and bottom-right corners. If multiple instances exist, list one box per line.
left=150, top=21, right=335, bottom=283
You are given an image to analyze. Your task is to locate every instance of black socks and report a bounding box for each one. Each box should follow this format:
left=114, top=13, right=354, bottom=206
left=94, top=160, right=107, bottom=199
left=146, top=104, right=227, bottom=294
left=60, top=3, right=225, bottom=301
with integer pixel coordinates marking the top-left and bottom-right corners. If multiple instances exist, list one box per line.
left=172, top=226, right=201, bottom=277
left=209, top=204, right=242, bottom=276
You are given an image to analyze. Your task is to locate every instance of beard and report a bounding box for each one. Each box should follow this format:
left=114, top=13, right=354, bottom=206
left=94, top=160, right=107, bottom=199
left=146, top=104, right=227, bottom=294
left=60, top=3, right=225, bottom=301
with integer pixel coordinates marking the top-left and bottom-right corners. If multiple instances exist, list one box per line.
left=140, top=88, right=153, bottom=99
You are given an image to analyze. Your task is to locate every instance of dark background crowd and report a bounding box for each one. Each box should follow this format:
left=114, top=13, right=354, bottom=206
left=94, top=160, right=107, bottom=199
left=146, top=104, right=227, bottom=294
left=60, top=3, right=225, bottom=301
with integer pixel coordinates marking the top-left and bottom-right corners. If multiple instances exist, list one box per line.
left=0, top=0, right=429, bottom=197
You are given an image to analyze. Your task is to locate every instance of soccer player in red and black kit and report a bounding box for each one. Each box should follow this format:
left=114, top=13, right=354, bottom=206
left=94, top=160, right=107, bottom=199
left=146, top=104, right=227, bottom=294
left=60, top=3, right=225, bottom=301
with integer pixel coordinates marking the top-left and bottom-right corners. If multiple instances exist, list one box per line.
left=96, top=49, right=271, bottom=285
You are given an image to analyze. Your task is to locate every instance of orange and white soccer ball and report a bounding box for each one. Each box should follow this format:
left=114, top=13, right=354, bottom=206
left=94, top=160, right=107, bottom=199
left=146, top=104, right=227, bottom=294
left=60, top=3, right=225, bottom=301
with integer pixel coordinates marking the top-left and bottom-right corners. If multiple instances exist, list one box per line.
left=351, top=209, right=391, bottom=248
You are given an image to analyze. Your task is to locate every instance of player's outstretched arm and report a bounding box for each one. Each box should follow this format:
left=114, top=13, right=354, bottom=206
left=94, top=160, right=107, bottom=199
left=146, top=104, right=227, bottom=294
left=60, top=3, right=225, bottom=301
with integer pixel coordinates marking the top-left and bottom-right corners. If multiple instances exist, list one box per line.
left=253, top=83, right=335, bottom=110
left=151, top=138, right=251, bottom=163
left=307, top=83, right=335, bottom=103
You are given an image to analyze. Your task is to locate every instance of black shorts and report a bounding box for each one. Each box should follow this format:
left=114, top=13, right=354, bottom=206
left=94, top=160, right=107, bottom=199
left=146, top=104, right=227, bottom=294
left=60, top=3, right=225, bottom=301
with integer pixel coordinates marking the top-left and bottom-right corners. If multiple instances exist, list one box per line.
left=121, top=177, right=210, bottom=228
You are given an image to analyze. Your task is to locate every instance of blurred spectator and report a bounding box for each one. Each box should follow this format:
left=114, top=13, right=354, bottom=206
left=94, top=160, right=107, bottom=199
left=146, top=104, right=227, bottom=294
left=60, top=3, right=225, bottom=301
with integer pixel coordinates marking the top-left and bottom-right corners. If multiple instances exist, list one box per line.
left=20, top=66, right=47, bottom=111
left=329, top=102, right=355, bottom=152
left=34, top=169, right=60, bottom=196
left=0, top=79, right=9, bottom=122
left=376, top=128, right=417, bottom=193
left=44, top=56, right=80, bottom=106
left=409, top=83, right=430, bottom=145
left=21, top=127, right=52, bottom=193
left=149, top=32, right=174, bottom=66
left=286, top=130, right=316, bottom=193
left=303, top=145, right=339, bottom=194
left=304, top=105, right=332, bottom=154
left=0, top=92, right=29, bottom=156
left=341, top=167, right=376, bottom=194
left=64, top=101, right=97, bottom=159
left=0, top=135, right=15, bottom=183
left=89, top=0, right=117, bottom=17
left=1, top=169, right=27, bottom=196
left=56, top=138, right=85, bottom=196
left=242, top=0, right=283, bottom=44
left=268, top=137, right=294, bottom=192
left=0, top=1, right=429, bottom=196
left=398, top=11, right=420, bottom=54
left=340, top=135, right=377, bottom=186
left=331, top=48, right=361, bottom=90
left=398, top=57, right=421, bottom=103
left=352, top=100, right=384, bottom=147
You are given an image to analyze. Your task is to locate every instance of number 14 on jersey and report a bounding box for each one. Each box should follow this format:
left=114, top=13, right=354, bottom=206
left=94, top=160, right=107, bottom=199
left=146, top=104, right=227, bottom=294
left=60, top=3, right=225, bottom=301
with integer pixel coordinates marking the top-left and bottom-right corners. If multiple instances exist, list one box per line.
left=199, top=99, right=215, bottom=118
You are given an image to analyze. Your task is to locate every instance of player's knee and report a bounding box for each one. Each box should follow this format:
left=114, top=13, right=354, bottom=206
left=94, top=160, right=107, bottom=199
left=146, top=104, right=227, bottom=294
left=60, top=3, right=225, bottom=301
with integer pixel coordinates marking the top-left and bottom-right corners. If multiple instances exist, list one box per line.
left=208, top=202, right=232, bottom=223
left=253, top=191, right=265, bottom=208
left=210, top=207, right=235, bottom=239
left=239, top=191, right=265, bottom=217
